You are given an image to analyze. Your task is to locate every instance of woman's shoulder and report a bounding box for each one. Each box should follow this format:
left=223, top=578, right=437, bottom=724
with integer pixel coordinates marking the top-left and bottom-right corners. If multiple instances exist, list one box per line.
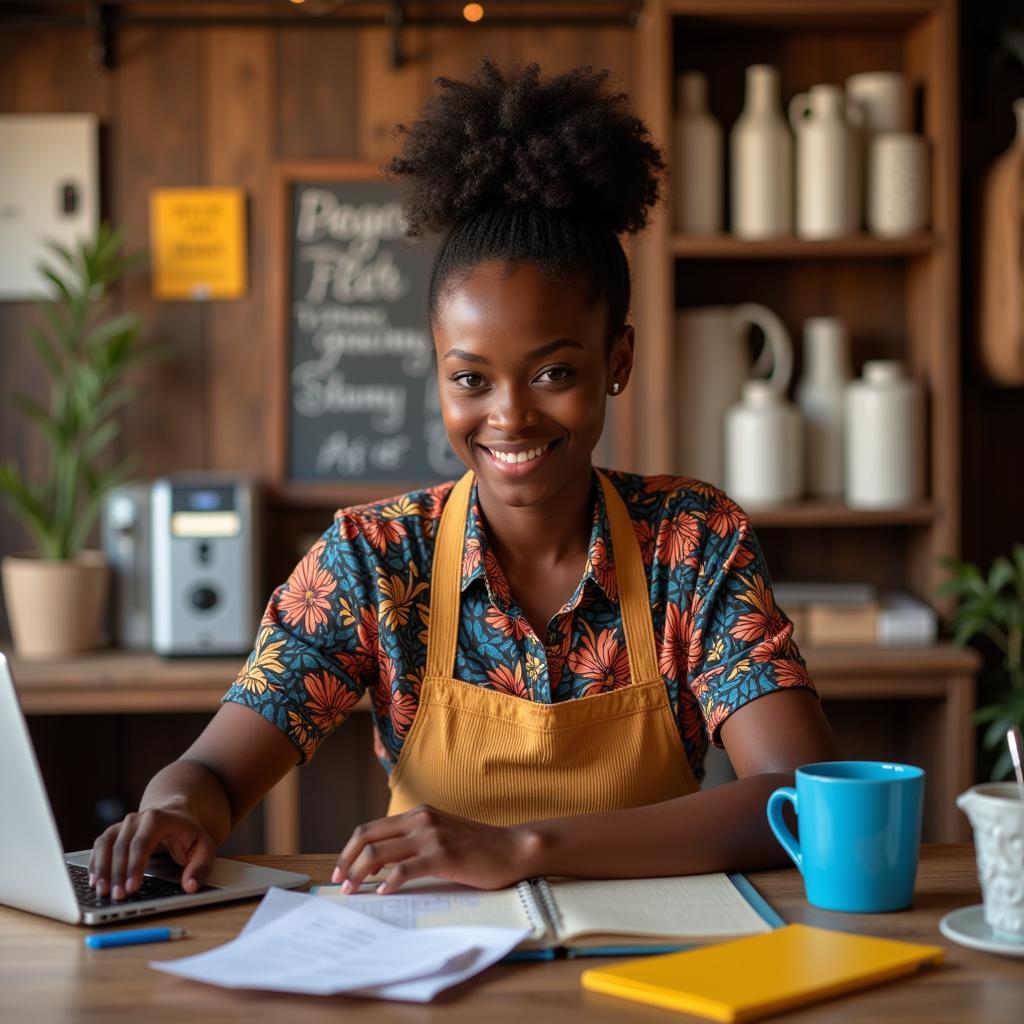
left=598, top=467, right=750, bottom=526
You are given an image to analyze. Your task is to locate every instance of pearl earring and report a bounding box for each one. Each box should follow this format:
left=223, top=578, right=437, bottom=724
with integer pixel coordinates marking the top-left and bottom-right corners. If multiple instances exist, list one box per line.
left=610, top=382, right=621, bottom=395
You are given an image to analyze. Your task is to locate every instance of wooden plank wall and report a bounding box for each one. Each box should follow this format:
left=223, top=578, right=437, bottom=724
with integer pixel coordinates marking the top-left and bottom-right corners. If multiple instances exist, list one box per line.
left=0, top=22, right=635, bottom=636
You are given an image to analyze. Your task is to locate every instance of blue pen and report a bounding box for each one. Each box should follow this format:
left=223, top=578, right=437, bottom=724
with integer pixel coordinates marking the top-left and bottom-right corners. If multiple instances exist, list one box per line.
left=85, top=927, right=187, bottom=949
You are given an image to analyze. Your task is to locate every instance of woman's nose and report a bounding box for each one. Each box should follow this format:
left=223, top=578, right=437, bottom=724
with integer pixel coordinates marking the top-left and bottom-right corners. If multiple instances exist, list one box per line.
left=486, top=383, right=539, bottom=434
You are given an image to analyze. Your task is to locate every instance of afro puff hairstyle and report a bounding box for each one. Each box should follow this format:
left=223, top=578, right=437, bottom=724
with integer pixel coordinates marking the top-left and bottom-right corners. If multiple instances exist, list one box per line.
left=384, top=59, right=665, bottom=340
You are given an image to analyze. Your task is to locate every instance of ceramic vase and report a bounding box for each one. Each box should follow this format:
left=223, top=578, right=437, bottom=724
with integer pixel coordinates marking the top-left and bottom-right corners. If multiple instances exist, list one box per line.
left=730, top=65, right=792, bottom=239
left=795, top=317, right=851, bottom=499
left=724, top=380, right=803, bottom=507
left=843, top=360, right=925, bottom=509
left=673, top=71, right=723, bottom=235
left=675, top=303, right=793, bottom=487
left=789, top=84, right=861, bottom=239
left=867, top=133, right=930, bottom=238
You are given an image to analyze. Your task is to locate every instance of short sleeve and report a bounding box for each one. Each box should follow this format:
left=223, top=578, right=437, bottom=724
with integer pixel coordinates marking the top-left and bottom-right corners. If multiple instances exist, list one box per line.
left=688, top=520, right=818, bottom=747
left=222, top=511, right=377, bottom=764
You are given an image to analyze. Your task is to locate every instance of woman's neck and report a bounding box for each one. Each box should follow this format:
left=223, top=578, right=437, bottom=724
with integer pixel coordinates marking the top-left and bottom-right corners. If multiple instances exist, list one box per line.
left=474, top=464, right=595, bottom=574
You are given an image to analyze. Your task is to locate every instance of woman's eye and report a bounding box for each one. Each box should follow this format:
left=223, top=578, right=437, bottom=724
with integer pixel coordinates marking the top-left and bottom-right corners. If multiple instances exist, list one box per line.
left=537, top=366, right=573, bottom=384
left=452, top=372, right=485, bottom=389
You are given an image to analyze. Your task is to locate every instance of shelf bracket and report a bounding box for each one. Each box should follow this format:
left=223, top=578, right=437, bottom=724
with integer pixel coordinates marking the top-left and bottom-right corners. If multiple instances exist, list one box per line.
left=387, top=0, right=404, bottom=70
left=87, top=2, right=116, bottom=71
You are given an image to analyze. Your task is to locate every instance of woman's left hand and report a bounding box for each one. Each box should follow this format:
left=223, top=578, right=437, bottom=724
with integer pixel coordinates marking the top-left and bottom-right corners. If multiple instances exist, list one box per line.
left=331, top=804, right=539, bottom=894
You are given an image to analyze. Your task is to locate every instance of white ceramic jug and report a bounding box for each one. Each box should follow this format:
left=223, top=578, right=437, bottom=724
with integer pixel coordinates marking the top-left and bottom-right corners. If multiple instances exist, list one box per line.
left=673, top=71, right=723, bottom=235
left=956, top=784, right=1024, bottom=941
left=843, top=360, right=925, bottom=509
left=789, top=84, right=862, bottom=239
left=675, top=303, right=793, bottom=487
left=724, top=380, right=804, bottom=507
left=730, top=65, right=793, bottom=239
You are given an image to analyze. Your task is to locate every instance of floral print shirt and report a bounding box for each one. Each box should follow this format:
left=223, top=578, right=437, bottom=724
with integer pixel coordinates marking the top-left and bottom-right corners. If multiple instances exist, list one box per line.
left=223, top=469, right=816, bottom=783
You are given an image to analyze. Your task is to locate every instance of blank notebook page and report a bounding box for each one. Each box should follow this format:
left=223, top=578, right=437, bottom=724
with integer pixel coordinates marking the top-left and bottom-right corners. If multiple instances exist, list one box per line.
left=548, top=874, right=772, bottom=943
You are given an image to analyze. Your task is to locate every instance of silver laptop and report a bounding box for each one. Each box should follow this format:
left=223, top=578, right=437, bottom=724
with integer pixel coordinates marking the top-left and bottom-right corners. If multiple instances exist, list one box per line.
left=0, top=653, right=309, bottom=925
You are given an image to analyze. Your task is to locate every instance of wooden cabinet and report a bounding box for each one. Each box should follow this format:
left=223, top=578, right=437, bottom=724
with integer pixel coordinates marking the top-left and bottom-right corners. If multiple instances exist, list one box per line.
left=632, top=1, right=974, bottom=838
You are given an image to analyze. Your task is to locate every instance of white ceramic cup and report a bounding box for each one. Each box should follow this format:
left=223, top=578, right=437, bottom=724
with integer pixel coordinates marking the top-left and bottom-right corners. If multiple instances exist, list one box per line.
left=956, top=783, right=1024, bottom=942
left=845, top=71, right=911, bottom=134
left=867, top=132, right=930, bottom=238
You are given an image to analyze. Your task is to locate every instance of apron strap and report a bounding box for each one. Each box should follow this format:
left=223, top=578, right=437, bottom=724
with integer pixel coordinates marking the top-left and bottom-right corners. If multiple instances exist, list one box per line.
left=424, top=471, right=475, bottom=680
left=425, top=469, right=661, bottom=684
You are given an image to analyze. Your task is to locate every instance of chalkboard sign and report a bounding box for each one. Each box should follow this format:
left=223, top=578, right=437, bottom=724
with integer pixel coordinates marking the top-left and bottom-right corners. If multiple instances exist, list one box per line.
left=271, top=163, right=463, bottom=494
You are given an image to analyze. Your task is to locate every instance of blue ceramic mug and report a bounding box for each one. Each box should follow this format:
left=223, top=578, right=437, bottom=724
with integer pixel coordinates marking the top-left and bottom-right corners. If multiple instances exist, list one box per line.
left=766, top=761, right=925, bottom=913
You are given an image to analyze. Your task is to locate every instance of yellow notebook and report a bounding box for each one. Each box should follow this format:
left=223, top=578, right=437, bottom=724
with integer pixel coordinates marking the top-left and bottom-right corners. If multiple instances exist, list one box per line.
left=581, top=923, right=943, bottom=1023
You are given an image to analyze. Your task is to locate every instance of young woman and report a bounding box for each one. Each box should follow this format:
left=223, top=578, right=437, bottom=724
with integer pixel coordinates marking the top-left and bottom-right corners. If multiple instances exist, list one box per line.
left=90, top=61, right=836, bottom=902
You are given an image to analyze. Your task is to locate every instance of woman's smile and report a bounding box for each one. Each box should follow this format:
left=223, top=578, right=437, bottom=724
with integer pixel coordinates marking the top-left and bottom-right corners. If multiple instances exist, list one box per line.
left=477, top=439, right=561, bottom=476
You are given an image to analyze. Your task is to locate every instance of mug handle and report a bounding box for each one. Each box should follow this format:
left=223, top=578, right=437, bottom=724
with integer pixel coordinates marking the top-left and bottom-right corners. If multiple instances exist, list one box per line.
left=788, top=92, right=811, bottom=130
left=766, top=786, right=803, bottom=873
left=732, top=303, right=793, bottom=393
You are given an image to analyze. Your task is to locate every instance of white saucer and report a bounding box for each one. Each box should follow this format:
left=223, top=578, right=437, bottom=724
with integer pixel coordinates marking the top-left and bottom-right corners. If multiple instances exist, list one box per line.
left=939, top=904, right=1024, bottom=958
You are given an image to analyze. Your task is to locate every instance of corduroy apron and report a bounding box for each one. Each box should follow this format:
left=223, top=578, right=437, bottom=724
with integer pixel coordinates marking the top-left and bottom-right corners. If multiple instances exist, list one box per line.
left=386, top=470, right=699, bottom=825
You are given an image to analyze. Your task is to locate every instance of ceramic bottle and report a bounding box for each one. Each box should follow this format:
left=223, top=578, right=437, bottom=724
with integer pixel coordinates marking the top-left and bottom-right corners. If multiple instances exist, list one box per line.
left=844, top=360, right=925, bottom=509
left=672, top=72, right=723, bottom=235
left=795, top=317, right=851, bottom=499
left=867, top=132, right=930, bottom=238
left=730, top=65, right=793, bottom=239
left=789, top=84, right=861, bottom=239
left=724, top=380, right=803, bottom=507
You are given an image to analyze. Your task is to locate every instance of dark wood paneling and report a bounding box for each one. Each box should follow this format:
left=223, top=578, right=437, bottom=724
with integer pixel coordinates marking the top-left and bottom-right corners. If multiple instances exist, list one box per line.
left=204, top=29, right=275, bottom=472
left=276, top=29, right=359, bottom=160
left=115, top=28, right=206, bottom=473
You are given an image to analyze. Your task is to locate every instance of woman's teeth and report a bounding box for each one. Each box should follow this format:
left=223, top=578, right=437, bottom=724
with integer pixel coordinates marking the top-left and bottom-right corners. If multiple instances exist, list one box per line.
left=488, top=443, right=551, bottom=464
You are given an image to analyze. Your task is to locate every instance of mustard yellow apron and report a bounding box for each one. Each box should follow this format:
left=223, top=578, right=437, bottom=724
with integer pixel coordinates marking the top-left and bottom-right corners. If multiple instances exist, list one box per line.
left=386, top=470, right=699, bottom=825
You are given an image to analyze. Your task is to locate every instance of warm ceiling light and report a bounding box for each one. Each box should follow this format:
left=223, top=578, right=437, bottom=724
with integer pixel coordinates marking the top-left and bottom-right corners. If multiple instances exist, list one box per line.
left=289, top=0, right=305, bottom=5
left=463, top=3, right=485, bottom=22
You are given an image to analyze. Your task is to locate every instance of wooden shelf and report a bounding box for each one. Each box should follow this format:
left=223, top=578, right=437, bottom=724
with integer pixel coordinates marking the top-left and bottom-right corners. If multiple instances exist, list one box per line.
left=749, top=500, right=936, bottom=528
left=667, top=0, right=937, bottom=28
left=671, top=233, right=938, bottom=260
left=6, top=642, right=977, bottom=713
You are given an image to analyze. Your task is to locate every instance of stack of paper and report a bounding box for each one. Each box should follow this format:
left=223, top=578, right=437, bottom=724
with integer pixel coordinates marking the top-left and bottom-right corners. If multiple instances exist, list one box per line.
left=150, top=887, right=530, bottom=1001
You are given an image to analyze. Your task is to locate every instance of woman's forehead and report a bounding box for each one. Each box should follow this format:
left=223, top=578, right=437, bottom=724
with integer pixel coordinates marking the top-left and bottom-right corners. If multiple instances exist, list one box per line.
left=433, top=261, right=603, bottom=342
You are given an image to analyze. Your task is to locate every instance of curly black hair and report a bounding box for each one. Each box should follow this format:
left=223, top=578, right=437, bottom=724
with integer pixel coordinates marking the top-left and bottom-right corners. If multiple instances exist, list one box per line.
left=384, top=59, right=665, bottom=339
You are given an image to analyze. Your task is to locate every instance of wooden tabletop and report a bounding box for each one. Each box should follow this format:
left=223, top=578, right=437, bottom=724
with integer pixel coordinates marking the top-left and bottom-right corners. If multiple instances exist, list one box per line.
left=0, top=845, right=1019, bottom=1023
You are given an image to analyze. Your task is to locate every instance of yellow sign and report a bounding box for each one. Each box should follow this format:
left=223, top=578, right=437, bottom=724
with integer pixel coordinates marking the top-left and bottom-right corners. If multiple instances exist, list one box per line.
left=150, top=188, right=247, bottom=300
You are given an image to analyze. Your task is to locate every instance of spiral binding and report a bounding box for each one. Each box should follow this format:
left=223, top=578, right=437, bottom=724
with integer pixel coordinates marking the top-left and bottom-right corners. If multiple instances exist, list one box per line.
left=534, top=879, right=564, bottom=938
left=515, top=879, right=552, bottom=940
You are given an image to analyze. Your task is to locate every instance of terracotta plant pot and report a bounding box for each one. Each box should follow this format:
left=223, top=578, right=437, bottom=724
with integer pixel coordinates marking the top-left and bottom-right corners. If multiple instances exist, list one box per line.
left=1, top=550, right=109, bottom=660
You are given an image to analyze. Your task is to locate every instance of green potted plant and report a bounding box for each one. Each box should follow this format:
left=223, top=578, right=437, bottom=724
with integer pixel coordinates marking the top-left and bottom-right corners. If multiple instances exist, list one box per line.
left=937, top=545, right=1024, bottom=780
left=0, top=225, right=150, bottom=659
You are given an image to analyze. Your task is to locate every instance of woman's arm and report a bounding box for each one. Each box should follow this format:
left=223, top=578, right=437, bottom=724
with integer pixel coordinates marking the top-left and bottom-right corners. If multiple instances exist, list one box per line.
left=335, top=687, right=838, bottom=892
left=89, top=704, right=298, bottom=899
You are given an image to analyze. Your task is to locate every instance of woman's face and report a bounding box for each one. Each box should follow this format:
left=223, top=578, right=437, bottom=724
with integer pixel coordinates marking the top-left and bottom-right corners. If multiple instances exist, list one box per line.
left=432, top=260, right=633, bottom=509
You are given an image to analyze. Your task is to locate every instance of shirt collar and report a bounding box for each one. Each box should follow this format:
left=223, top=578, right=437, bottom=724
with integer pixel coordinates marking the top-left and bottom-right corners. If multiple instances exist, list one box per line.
left=458, top=470, right=618, bottom=605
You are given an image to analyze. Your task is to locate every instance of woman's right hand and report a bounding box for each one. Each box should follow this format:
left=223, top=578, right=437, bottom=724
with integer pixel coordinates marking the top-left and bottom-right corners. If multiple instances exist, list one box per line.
left=88, top=806, right=217, bottom=901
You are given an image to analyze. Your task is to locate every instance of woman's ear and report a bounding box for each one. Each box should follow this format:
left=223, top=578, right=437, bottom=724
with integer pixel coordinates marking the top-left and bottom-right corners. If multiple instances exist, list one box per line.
left=608, top=325, right=635, bottom=390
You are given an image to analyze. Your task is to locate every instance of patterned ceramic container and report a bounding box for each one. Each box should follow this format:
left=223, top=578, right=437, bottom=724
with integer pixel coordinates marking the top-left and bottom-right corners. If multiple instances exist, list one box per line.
left=957, top=783, right=1024, bottom=941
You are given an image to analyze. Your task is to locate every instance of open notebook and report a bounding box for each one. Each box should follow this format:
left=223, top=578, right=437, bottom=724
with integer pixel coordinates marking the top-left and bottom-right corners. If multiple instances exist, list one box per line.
left=314, top=872, right=779, bottom=958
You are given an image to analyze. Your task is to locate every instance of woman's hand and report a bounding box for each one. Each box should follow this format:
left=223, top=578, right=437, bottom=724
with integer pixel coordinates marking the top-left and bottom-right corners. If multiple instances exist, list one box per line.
left=332, top=804, right=541, bottom=894
left=88, top=805, right=218, bottom=901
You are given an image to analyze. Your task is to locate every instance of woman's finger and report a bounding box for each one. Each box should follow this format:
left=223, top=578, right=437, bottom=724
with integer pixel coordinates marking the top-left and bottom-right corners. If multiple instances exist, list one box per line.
left=376, top=854, right=441, bottom=895
left=89, top=826, right=118, bottom=893
left=332, top=816, right=413, bottom=885
left=108, top=813, right=139, bottom=900
left=340, top=836, right=421, bottom=890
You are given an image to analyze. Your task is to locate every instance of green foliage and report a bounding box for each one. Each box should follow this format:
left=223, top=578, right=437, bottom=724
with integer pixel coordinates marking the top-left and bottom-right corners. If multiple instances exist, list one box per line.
left=0, top=225, right=154, bottom=560
left=937, top=545, right=1024, bottom=780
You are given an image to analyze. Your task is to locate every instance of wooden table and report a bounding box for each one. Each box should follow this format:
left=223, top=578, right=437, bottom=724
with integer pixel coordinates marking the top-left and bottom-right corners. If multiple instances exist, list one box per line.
left=0, top=845, right=1018, bottom=1023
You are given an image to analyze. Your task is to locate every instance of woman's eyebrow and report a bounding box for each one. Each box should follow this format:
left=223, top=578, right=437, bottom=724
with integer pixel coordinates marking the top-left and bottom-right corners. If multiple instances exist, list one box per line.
left=443, top=338, right=585, bottom=363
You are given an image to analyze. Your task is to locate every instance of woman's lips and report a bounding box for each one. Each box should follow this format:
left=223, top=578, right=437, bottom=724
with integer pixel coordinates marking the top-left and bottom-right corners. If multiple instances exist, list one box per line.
left=478, top=439, right=560, bottom=476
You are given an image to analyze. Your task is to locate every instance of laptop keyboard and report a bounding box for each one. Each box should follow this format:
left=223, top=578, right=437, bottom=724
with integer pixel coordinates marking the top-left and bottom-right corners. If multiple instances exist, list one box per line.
left=68, top=862, right=207, bottom=908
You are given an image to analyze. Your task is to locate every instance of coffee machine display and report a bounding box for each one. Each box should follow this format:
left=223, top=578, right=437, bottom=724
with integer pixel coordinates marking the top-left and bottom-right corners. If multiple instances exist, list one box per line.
left=151, top=477, right=261, bottom=656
